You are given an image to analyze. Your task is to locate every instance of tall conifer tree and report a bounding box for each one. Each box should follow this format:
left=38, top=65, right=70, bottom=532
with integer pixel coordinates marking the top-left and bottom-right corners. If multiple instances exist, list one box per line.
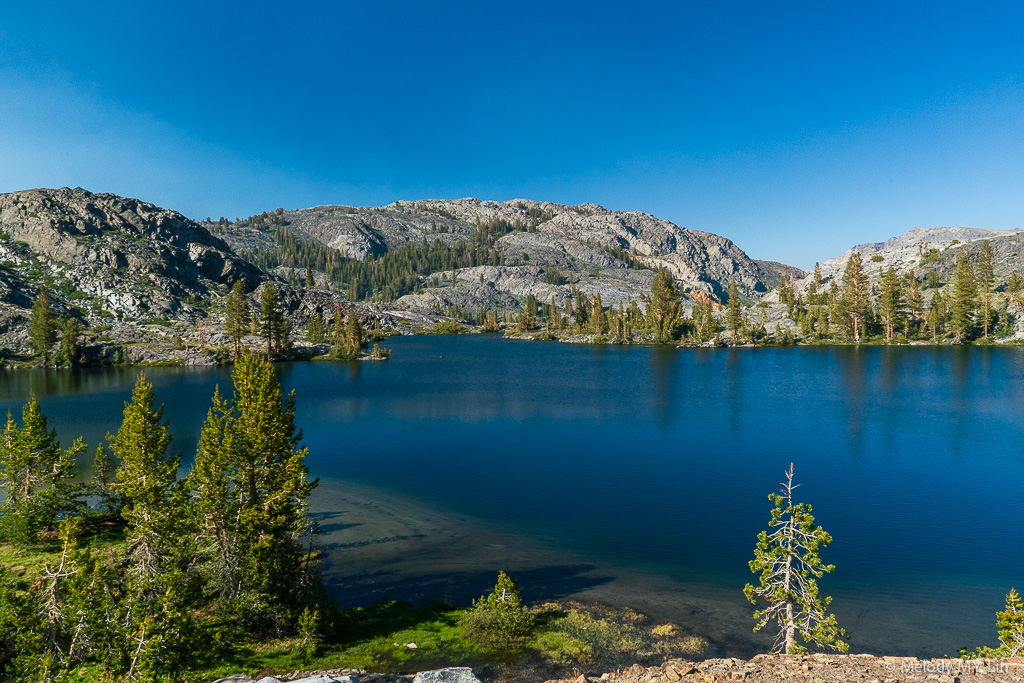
left=905, top=274, right=924, bottom=337
left=727, top=279, right=743, bottom=342
left=0, top=395, right=84, bottom=543
left=950, top=250, right=977, bottom=343
left=878, top=266, right=905, bottom=341
left=224, top=281, right=251, bottom=358
left=650, top=269, right=681, bottom=343
left=840, top=252, right=870, bottom=342
left=189, top=353, right=317, bottom=628
left=108, top=373, right=181, bottom=580
left=259, top=285, right=287, bottom=357
left=305, top=264, right=315, bottom=293
left=346, top=313, right=362, bottom=356
left=29, top=291, right=58, bottom=365
left=977, top=240, right=995, bottom=339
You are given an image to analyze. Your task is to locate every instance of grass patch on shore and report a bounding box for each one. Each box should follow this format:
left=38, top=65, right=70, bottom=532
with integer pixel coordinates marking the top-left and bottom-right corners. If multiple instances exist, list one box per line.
left=196, top=599, right=708, bottom=681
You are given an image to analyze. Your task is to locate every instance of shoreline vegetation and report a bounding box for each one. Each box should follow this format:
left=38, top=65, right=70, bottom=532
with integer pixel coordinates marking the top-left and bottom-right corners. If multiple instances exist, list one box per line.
left=6, top=241, right=1021, bottom=372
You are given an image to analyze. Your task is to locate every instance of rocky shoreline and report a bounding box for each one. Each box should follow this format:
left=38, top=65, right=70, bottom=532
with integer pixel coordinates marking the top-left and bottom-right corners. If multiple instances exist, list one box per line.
left=214, top=655, right=1024, bottom=683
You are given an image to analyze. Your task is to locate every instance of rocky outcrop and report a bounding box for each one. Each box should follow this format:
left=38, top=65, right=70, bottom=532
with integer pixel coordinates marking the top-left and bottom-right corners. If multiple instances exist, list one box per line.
left=212, top=674, right=358, bottom=683
left=0, top=187, right=264, bottom=322
left=754, top=260, right=806, bottom=288
left=395, top=265, right=657, bottom=314
left=785, top=226, right=1022, bottom=296
left=211, top=668, right=479, bottom=683
left=215, top=198, right=795, bottom=313
left=212, top=657, right=1024, bottom=683
left=565, top=655, right=1024, bottom=683
left=412, top=669, right=482, bottom=683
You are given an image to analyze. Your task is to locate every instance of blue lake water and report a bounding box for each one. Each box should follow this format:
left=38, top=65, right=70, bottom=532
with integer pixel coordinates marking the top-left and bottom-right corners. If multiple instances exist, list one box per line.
left=2, top=335, right=1022, bottom=658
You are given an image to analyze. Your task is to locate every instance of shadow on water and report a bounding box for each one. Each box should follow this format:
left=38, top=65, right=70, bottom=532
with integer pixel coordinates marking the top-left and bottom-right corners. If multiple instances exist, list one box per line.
left=650, top=346, right=679, bottom=429
left=839, top=346, right=866, bottom=457
left=725, top=348, right=742, bottom=435
left=324, top=563, right=613, bottom=611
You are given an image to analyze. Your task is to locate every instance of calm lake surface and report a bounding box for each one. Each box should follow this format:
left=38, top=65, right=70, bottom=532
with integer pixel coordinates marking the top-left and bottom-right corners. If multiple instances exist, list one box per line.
left=2, top=335, right=1023, bottom=657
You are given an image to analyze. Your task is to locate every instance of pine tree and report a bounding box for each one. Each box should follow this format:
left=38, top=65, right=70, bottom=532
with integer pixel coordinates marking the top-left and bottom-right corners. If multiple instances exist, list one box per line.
left=927, top=290, right=946, bottom=342
left=997, top=588, right=1024, bottom=657
left=650, top=269, right=681, bottom=343
left=224, top=281, right=251, bottom=358
left=878, top=266, right=905, bottom=341
left=905, top=274, right=924, bottom=337
left=808, top=263, right=823, bottom=306
left=840, top=252, right=870, bottom=342
left=950, top=250, right=977, bottom=344
left=330, top=308, right=347, bottom=357
left=346, top=313, right=363, bottom=357
left=573, top=289, right=589, bottom=331
left=260, top=285, right=287, bottom=357
left=744, top=464, right=848, bottom=654
left=521, top=294, right=537, bottom=330
left=977, top=240, right=995, bottom=340
left=305, top=313, right=325, bottom=343
left=108, top=373, right=182, bottom=581
left=482, top=309, right=500, bottom=333
left=56, top=317, right=83, bottom=367
left=305, top=264, right=316, bottom=293
left=460, top=571, right=535, bottom=649
left=727, top=279, right=743, bottom=342
left=29, top=291, right=58, bottom=365
left=0, top=394, right=84, bottom=544
left=189, top=352, right=317, bottom=629
left=591, top=293, right=607, bottom=335
left=91, top=443, right=121, bottom=515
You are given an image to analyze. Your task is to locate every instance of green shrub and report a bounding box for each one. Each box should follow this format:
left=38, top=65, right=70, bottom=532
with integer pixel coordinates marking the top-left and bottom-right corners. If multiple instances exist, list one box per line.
left=298, top=606, right=322, bottom=662
left=431, top=321, right=466, bottom=335
left=919, top=248, right=942, bottom=266
left=870, top=254, right=884, bottom=262
left=460, top=571, right=535, bottom=650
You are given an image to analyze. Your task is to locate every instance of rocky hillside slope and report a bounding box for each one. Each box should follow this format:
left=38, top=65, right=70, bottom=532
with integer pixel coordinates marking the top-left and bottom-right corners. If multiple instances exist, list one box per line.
left=212, top=198, right=799, bottom=313
left=786, top=226, right=1023, bottom=294
left=0, top=187, right=807, bottom=362
left=0, top=187, right=263, bottom=325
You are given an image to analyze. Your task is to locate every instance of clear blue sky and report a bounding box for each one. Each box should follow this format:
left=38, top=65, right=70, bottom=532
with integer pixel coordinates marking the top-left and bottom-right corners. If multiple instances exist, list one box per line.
left=2, top=1, right=1023, bottom=268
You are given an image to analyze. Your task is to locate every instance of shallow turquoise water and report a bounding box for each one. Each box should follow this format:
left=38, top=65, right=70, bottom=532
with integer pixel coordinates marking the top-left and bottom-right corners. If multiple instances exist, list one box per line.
left=2, top=336, right=1022, bottom=657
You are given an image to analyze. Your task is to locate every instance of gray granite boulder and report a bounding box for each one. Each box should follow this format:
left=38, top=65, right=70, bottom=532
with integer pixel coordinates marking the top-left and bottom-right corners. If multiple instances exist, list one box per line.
left=411, top=668, right=481, bottom=683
